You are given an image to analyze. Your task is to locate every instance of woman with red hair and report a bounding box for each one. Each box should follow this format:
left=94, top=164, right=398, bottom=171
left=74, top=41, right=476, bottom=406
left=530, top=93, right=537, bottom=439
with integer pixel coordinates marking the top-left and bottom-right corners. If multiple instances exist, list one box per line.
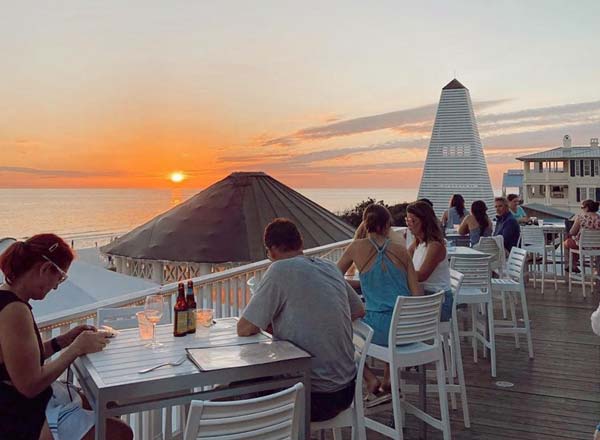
left=0, top=234, right=131, bottom=440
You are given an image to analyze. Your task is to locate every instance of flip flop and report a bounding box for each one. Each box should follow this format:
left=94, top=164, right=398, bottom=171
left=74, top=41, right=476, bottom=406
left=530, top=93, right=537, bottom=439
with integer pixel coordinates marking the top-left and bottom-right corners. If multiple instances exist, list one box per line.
left=363, top=389, right=392, bottom=408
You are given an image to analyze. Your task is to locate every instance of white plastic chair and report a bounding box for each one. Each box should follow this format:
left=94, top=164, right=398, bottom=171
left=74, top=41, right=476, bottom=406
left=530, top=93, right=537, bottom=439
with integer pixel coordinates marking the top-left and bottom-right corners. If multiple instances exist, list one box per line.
left=475, top=236, right=508, bottom=318
left=399, top=272, right=470, bottom=428
left=311, top=320, right=373, bottom=440
left=97, top=303, right=171, bottom=329
left=450, top=256, right=497, bottom=377
left=491, top=247, right=534, bottom=359
left=183, top=382, right=303, bottom=440
left=364, top=291, right=451, bottom=440
left=568, top=229, right=600, bottom=297
left=520, top=226, right=557, bottom=294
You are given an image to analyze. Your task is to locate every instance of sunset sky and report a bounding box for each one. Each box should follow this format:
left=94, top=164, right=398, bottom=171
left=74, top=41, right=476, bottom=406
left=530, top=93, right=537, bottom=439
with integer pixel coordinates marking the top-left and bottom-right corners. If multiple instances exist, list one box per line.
left=2, top=1, right=600, bottom=189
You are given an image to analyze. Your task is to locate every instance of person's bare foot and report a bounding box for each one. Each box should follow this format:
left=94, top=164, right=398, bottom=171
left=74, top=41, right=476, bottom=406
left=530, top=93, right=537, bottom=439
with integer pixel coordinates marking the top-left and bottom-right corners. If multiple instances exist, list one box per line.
left=365, top=378, right=382, bottom=394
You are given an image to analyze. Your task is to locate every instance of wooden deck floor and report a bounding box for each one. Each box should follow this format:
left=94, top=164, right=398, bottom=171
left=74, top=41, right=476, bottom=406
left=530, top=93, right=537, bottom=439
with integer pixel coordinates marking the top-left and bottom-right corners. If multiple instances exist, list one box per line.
left=315, top=282, right=600, bottom=439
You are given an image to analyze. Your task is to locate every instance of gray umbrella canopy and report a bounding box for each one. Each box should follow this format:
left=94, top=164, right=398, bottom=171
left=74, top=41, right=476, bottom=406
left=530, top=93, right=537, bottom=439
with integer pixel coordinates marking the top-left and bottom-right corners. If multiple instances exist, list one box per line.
left=101, top=172, right=354, bottom=263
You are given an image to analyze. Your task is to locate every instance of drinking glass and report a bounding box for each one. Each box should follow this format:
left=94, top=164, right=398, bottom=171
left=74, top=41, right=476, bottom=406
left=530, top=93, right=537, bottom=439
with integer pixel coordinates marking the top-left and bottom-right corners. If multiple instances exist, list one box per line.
left=144, top=294, right=164, bottom=349
left=196, top=309, right=214, bottom=328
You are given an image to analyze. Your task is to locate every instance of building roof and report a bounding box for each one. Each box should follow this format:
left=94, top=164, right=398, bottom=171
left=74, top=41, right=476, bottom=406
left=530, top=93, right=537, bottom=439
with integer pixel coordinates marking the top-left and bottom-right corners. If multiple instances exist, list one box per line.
left=442, top=78, right=467, bottom=90
left=517, top=146, right=600, bottom=161
left=502, top=169, right=523, bottom=188
left=0, top=239, right=157, bottom=320
left=101, top=172, right=354, bottom=264
left=523, top=203, right=573, bottom=220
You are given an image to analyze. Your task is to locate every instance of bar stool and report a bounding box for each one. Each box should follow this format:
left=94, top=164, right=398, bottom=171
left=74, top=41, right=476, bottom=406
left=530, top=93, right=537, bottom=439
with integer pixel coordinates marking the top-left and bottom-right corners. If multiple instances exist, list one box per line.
left=568, top=229, right=600, bottom=297
left=450, top=256, right=497, bottom=377
left=364, top=291, right=450, bottom=440
left=520, top=226, right=558, bottom=294
left=491, top=247, right=534, bottom=358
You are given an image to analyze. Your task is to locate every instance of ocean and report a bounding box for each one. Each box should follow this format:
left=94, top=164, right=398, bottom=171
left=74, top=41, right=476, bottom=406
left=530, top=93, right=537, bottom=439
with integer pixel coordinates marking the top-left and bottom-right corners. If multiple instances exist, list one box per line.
left=0, top=188, right=425, bottom=248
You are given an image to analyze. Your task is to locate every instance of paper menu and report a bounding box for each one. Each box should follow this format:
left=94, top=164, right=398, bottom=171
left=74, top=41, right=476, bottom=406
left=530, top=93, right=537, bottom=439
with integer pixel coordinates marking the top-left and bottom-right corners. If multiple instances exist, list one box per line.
left=186, top=340, right=310, bottom=372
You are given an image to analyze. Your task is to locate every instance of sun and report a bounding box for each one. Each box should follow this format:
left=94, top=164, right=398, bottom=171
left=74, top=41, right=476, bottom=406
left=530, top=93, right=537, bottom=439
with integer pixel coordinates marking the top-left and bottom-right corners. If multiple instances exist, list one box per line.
left=169, top=172, right=185, bottom=183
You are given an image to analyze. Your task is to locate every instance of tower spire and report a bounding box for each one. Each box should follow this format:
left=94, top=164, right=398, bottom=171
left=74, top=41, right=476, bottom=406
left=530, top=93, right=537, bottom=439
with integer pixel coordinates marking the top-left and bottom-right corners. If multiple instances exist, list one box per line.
left=418, top=79, right=493, bottom=216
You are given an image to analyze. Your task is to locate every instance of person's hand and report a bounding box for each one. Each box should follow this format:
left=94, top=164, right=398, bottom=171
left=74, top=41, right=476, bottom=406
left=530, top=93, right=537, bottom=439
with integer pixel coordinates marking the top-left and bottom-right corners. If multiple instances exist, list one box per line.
left=70, top=330, right=110, bottom=356
left=594, top=428, right=600, bottom=440
left=59, top=324, right=97, bottom=348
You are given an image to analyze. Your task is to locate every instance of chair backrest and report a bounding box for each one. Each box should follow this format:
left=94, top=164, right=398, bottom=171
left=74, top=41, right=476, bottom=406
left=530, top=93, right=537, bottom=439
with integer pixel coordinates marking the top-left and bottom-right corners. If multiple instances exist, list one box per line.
left=474, top=236, right=504, bottom=271
left=389, top=291, right=444, bottom=346
left=450, top=256, right=492, bottom=291
left=449, top=269, right=464, bottom=320
left=97, top=303, right=171, bottom=330
left=351, top=320, right=373, bottom=417
left=579, top=229, right=600, bottom=256
left=520, top=226, right=544, bottom=247
left=183, top=382, right=303, bottom=440
left=505, top=247, right=527, bottom=282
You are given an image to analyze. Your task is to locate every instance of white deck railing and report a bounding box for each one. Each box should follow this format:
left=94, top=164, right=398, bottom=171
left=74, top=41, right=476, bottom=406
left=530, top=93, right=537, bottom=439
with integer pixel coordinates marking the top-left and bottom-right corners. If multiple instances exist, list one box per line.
left=38, top=239, right=350, bottom=337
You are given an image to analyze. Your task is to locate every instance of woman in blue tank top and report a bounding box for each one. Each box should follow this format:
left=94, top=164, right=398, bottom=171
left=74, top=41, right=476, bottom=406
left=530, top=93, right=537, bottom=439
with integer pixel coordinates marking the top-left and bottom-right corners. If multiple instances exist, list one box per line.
left=338, top=204, right=421, bottom=403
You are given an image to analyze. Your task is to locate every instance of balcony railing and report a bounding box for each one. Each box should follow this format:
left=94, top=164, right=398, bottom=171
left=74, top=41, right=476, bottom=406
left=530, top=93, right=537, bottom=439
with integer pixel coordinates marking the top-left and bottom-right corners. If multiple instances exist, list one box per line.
left=38, top=239, right=351, bottom=337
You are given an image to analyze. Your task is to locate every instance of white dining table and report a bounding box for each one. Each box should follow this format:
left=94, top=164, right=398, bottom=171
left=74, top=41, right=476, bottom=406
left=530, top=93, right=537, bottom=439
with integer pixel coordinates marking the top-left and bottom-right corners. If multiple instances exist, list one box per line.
left=73, top=318, right=312, bottom=440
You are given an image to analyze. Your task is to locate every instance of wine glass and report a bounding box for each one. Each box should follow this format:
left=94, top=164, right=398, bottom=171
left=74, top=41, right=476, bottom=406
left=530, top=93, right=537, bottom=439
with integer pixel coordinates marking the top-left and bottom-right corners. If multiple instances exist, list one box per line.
left=144, top=294, right=164, bottom=349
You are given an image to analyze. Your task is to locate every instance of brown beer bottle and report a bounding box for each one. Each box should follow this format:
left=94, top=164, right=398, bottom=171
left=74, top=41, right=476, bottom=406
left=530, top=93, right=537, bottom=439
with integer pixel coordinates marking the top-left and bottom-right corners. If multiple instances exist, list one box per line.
left=186, top=280, right=197, bottom=334
left=173, top=282, right=188, bottom=337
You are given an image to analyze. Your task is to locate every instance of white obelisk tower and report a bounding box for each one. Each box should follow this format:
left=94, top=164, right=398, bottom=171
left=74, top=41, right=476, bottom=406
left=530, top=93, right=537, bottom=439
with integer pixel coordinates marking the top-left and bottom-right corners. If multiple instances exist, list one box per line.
left=417, top=79, right=494, bottom=216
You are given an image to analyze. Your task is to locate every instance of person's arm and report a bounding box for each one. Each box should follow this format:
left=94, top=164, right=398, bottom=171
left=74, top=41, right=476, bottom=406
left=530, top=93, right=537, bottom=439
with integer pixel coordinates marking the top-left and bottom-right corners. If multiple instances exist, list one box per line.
left=415, top=241, right=445, bottom=283
left=42, top=324, right=97, bottom=358
left=407, top=240, right=417, bottom=258
left=457, top=216, right=470, bottom=236
left=237, top=317, right=260, bottom=336
left=345, top=282, right=365, bottom=320
left=0, top=303, right=108, bottom=398
left=440, top=211, right=448, bottom=229
left=569, top=217, right=581, bottom=237
left=405, top=257, right=423, bottom=296
left=337, top=243, right=355, bottom=275
left=591, top=302, right=600, bottom=336
left=237, top=266, right=283, bottom=337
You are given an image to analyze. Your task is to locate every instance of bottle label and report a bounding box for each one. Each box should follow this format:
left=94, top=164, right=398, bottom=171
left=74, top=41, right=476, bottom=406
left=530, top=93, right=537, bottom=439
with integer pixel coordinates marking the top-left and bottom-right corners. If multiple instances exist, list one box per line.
left=188, top=308, right=196, bottom=332
left=175, top=311, right=189, bottom=335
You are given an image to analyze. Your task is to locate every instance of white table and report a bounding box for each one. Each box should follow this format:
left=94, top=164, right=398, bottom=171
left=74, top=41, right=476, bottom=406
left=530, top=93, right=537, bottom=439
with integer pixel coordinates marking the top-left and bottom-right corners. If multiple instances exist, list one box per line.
left=447, top=246, right=486, bottom=259
left=73, top=318, right=312, bottom=440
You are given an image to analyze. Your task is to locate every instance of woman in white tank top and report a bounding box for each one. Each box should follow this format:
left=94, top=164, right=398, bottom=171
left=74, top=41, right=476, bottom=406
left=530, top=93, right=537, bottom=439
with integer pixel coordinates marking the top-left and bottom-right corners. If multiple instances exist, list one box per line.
left=407, top=201, right=453, bottom=321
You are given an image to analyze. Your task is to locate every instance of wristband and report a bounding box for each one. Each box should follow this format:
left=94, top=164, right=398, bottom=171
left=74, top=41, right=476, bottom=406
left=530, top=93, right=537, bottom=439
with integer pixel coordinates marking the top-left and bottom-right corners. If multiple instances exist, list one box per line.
left=50, top=337, right=62, bottom=353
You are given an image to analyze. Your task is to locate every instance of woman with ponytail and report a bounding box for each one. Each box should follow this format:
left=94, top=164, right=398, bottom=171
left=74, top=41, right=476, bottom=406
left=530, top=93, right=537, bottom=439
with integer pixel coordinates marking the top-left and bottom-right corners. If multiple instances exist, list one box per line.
left=338, top=204, right=421, bottom=406
left=441, top=194, right=466, bottom=230
left=458, top=200, right=493, bottom=246
left=0, top=234, right=132, bottom=440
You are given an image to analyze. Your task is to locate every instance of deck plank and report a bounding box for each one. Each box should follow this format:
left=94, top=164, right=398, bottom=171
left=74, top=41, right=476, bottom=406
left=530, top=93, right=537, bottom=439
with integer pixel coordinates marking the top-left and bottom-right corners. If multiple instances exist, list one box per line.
left=313, top=282, right=600, bottom=439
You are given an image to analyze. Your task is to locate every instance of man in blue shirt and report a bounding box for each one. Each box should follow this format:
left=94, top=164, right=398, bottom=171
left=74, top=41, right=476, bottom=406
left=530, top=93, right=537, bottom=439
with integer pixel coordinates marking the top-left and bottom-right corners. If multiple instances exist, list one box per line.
left=494, top=197, right=520, bottom=253
left=507, top=194, right=530, bottom=224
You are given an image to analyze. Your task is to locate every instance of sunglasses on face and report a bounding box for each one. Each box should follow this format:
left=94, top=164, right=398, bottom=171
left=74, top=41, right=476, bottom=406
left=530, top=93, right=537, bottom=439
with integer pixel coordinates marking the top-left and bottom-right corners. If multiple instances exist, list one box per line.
left=42, top=255, right=68, bottom=284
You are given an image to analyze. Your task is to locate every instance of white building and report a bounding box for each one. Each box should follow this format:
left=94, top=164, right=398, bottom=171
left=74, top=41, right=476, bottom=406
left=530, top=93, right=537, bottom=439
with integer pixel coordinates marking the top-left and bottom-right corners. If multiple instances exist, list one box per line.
left=418, top=79, right=494, bottom=216
left=517, top=135, right=600, bottom=214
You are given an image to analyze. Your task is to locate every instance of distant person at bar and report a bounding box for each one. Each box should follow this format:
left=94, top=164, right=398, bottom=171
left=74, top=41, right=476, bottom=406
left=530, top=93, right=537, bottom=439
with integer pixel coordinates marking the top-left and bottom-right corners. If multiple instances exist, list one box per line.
left=0, top=234, right=132, bottom=440
left=564, top=199, right=600, bottom=273
left=337, top=204, right=421, bottom=407
left=406, top=201, right=453, bottom=322
left=237, top=218, right=365, bottom=422
left=507, top=194, right=530, bottom=224
left=458, top=200, right=493, bottom=246
left=493, top=197, right=520, bottom=254
left=441, top=194, right=466, bottom=230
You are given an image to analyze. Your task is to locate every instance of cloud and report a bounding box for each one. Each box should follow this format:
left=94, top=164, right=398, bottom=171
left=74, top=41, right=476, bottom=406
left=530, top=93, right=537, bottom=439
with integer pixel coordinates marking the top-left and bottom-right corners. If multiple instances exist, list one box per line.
left=0, top=166, right=124, bottom=178
left=262, top=99, right=507, bottom=147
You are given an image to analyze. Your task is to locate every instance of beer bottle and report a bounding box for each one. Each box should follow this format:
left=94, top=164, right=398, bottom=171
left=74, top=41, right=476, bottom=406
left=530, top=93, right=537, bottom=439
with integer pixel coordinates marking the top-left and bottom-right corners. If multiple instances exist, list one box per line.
left=186, top=280, right=197, bottom=334
left=173, top=282, right=188, bottom=337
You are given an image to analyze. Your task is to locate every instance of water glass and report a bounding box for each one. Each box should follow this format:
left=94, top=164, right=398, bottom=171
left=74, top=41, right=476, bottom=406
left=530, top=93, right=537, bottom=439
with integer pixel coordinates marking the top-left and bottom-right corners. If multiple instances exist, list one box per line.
left=136, top=311, right=153, bottom=340
left=196, top=309, right=214, bottom=328
left=144, top=294, right=164, bottom=349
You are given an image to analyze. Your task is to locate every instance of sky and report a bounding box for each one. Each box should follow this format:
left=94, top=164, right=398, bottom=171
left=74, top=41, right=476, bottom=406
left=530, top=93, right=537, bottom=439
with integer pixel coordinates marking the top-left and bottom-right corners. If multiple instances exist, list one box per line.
left=1, top=0, right=600, bottom=189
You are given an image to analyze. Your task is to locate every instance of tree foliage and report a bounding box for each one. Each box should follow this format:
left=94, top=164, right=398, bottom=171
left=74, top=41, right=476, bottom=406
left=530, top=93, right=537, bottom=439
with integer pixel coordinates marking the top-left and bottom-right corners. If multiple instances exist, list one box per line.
left=338, top=198, right=409, bottom=228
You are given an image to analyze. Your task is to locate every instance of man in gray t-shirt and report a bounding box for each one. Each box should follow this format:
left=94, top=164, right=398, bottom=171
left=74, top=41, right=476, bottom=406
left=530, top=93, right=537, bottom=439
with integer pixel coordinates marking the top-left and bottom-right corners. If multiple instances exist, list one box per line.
left=237, top=218, right=365, bottom=421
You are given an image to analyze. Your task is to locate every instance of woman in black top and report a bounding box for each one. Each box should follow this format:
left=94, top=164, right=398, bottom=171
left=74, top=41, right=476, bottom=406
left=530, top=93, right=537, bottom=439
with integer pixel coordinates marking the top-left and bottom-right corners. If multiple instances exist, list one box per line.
left=0, top=234, right=132, bottom=440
